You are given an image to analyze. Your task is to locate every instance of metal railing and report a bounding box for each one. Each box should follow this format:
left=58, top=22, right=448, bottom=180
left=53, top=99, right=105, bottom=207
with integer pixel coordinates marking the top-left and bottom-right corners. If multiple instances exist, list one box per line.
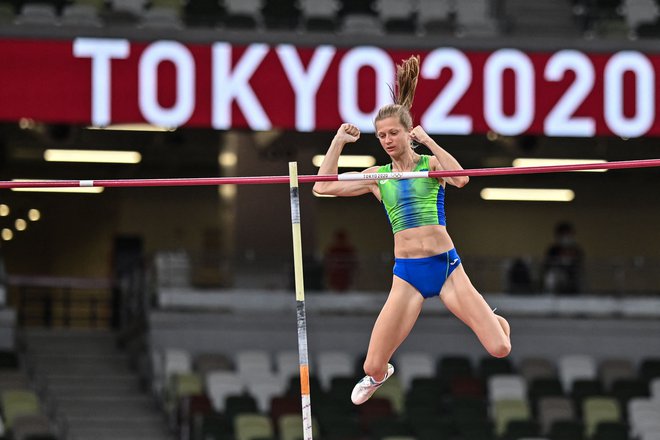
left=150, top=251, right=660, bottom=296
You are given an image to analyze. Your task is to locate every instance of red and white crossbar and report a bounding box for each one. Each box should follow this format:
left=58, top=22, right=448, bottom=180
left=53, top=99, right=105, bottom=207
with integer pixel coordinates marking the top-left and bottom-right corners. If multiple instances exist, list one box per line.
left=2, top=158, right=659, bottom=189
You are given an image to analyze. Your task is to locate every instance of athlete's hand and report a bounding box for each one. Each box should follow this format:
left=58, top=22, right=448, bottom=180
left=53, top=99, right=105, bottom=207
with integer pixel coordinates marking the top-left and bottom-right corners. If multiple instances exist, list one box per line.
left=335, top=123, right=360, bottom=144
left=410, top=125, right=431, bottom=146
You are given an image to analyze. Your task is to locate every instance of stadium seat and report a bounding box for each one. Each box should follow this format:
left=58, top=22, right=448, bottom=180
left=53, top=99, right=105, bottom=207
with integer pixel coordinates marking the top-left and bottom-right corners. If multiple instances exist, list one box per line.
left=0, top=390, right=40, bottom=429
left=14, top=3, right=57, bottom=25
left=454, top=0, right=499, bottom=37
left=107, top=0, right=148, bottom=24
left=529, top=378, right=565, bottom=405
left=223, top=0, right=262, bottom=29
left=225, top=394, right=259, bottom=421
left=261, top=0, right=299, bottom=29
left=358, top=399, right=394, bottom=434
left=537, top=396, right=575, bottom=434
left=610, top=378, right=649, bottom=410
left=547, top=419, right=585, bottom=440
left=374, top=0, right=416, bottom=33
left=339, top=0, right=375, bottom=17
left=488, top=374, right=528, bottom=402
left=571, top=379, right=605, bottom=409
left=278, top=413, right=319, bottom=440
left=317, top=411, right=361, bottom=439
left=275, top=350, right=302, bottom=383
left=0, top=371, right=30, bottom=393
left=493, top=399, right=532, bottom=436
left=520, top=357, right=557, bottom=383
left=437, top=355, right=473, bottom=383
left=196, top=412, right=233, bottom=440
left=599, top=359, right=635, bottom=389
left=450, top=396, right=489, bottom=425
left=622, top=0, right=659, bottom=34
left=270, top=395, right=301, bottom=424
left=582, top=396, right=621, bottom=437
left=184, top=0, right=225, bottom=27
left=592, top=421, right=630, bottom=440
left=206, top=370, right=244, bottom=411
left=140, top=6, right=184, bottom=28
left=368, top=417, right=413, bottom=439
left=11, top=414, right=54, bottom=440
left=339, top=13, right=384, bottom=35
left=316, top=351, right=354, bottom=390
left=236, top=350, right=273, bottom=380
left=298, top=0, right=340, bottom=32
left=396, top=352, right=435, bottom=391
left=639, top=358, right=660, bottom=383
left=416, top=0, right=453, bottom=35
left=234, top=413, right=274, bottom=440
left=60, top=4, right=102, bottom=26
left=0, top=351, right=19, bottom=369
left=502, top=420, right=541, bottom=440
left=195, top=353, right=234, bottom=377
left=450, top=375, right=486, bottom=399
left=479, top=356, right=514, bottom=379
left=246, top=374, right=287, bottom=412
left=628, top=397, right=660, bottom=438
left=372, top=374, right=404, bottom=414
left=559, top=355, right=597, bottom=392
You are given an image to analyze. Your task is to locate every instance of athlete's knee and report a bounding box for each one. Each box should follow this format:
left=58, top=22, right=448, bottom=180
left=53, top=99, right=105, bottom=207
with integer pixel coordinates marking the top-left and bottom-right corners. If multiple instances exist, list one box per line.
left=488, top=338, right=512, bottom=358
left=363, top=358, right=387, bottom=381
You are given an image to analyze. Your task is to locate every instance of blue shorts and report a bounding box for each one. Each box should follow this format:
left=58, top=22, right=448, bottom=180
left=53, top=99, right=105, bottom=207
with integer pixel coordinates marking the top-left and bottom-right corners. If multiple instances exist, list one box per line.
left=393, top=248, right=462, bottom=298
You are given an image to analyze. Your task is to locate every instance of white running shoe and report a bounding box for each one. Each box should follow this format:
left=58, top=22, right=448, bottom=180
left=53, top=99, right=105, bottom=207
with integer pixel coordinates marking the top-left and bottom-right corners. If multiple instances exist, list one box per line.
left=350, top=363, right=394, bottom=405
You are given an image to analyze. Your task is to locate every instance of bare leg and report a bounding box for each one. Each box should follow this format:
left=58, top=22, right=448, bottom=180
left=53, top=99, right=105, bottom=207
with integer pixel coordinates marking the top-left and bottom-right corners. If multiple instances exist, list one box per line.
left=362, top=276, right=425, bottom=380
left=440, top=265, right=512, bottom=358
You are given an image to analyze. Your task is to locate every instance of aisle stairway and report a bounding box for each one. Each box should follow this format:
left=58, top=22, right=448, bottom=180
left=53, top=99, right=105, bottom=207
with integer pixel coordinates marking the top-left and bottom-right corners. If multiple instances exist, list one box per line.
left=23, top=329, right=174, bottom=440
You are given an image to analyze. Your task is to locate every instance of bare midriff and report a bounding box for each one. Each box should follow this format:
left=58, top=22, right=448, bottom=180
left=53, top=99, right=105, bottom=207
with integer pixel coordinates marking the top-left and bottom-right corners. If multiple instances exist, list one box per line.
left=393, top=224, right=455, bottom=258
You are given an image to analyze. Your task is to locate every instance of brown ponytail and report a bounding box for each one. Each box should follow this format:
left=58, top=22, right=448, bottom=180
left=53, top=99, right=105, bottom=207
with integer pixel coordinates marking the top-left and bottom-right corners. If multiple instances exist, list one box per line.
left=375, top=55, right=421, bottom=130
left=394, top=55, right=420, bottom=110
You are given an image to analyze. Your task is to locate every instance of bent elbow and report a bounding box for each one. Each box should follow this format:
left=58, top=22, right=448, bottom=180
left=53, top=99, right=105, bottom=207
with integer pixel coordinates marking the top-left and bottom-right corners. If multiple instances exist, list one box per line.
left=313, top=183, right=328, bottom=195
left=455, top=176, right=469, bottom=188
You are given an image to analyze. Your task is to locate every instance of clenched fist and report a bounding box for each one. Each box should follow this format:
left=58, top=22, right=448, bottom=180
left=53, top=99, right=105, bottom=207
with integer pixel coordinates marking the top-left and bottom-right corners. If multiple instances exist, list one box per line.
left=336, top=123, right=360, bottom=144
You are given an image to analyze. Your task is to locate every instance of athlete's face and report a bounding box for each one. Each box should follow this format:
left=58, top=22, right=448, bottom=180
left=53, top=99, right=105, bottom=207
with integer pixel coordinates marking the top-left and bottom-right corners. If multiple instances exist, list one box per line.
left=375, top=117, right=410, bottom=157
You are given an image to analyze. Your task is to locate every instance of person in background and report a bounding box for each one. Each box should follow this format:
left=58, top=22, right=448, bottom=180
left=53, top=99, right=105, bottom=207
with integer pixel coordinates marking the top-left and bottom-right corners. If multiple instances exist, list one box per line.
left=323, top=228, right=357, bottom=292
left=543, top=221, right=584, bottom=294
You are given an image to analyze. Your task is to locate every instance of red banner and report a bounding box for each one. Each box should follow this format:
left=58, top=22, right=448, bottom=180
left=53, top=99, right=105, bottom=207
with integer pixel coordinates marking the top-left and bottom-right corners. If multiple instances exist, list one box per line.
left=0, top=38, right=659, bottom=137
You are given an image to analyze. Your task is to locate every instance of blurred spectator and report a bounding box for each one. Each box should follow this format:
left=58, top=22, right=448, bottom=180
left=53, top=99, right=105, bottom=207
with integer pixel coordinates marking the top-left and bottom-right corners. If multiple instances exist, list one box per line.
left=543, top=221, right=584, bottom=294
left=323, top=229, right=357, bottom=292
left=507, top=257, right=533, bottom=294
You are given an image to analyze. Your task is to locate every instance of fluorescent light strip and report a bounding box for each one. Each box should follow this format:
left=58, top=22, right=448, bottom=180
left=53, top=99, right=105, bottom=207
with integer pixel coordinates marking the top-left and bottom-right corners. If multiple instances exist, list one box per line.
left=313, top=155, right=376, bottom=168
left=44, top=149, right=141, bottom=164
left=86, top=123, right=174, bottom=132
left=10, top=180, right=104, bottom=194
left=481, top=188, right=575, bottom=202
left=513, top=158, right=607, bottom=172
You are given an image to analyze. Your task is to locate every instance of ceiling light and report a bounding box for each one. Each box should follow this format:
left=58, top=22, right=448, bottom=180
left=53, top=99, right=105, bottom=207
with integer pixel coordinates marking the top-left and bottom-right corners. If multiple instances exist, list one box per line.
left=10, top=180, right=104, bottom=194
left=15, top=219, right=26, bottom=231
left=219, top=152, right=238, bottom=168
left=44, top=149, right=141, bottom=164
left=1, top=229, right=12, bottom=241
left=312, top=155, right=376, bottom=168
left=0, top=204, right=9, bottom=217
left=480, top=188, right=575, bottom=202
left=512, top=158, right=607, bottom=172
left=86, top=123, right=175, bottom=132
left=28, top=209, right=41, bottom=221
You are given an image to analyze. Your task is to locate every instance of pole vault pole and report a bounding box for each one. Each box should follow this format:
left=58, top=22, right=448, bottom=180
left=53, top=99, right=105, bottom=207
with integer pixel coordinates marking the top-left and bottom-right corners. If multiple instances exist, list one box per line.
left=288, top=162, right=314, bottom=440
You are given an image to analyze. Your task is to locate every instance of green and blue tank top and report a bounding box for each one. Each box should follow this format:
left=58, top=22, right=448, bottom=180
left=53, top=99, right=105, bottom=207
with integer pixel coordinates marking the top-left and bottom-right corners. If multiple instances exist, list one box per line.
left=376, top=155, right=446, bottom=234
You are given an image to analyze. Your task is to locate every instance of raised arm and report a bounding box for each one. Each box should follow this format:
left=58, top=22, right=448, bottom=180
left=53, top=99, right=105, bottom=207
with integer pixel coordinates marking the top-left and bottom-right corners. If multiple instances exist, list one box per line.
left=410, top=125, right=469, bottom=188
left=313, top=124, right=379, bottom=197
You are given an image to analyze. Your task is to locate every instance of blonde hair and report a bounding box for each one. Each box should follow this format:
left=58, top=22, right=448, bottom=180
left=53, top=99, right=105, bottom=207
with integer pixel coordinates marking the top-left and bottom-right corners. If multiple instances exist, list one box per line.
left=374, top=55, right=420, bottom=130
